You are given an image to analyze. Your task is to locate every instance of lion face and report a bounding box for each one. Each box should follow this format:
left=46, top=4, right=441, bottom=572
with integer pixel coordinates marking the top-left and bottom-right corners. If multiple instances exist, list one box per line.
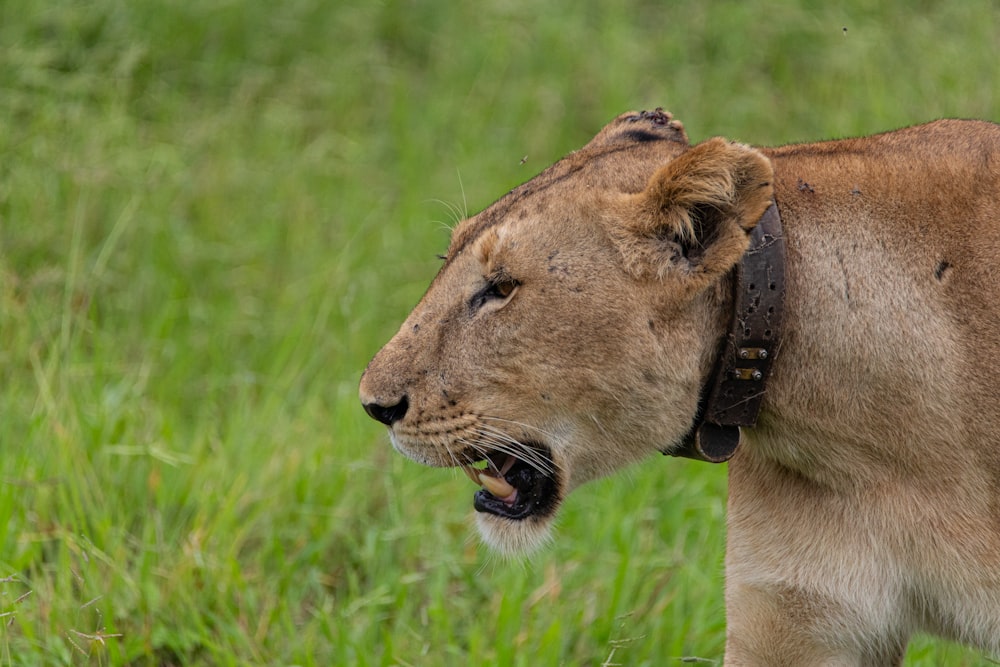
left=360, top=110, right=774, bottom=554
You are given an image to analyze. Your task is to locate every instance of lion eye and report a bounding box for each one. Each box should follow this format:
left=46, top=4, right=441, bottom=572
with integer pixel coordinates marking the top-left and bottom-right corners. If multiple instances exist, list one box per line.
left=487, top=277, right=518, bottom=300
left=471, top=275, right=520, bottom=312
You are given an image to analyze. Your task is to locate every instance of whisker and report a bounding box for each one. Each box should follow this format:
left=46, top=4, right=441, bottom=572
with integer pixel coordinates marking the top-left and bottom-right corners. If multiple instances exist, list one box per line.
left=459, top=433, right=521, bottom=465
left=426, top=197, right=466, bottom=230
left=474, top=427, right=558, bottom=475
left=486, top=433, right=555, bottom=465
left=447, top=417, right=562, bottom=477
left=477, top=427, right=562, bottom=472
left=443, top=441, right=465, bottom=470
left=479, top=416, right=560, bottom=441
left=455, top=438, right=495, bottom=464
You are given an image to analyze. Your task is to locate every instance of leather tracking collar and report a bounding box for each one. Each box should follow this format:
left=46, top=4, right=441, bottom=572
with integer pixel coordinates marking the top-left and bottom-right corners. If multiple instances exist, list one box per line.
left=668, top=202, right=787, bottom=463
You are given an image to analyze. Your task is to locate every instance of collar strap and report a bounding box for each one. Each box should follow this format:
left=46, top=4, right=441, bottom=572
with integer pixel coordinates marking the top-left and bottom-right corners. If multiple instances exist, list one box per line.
left=669, top=202, right=787, bottom=463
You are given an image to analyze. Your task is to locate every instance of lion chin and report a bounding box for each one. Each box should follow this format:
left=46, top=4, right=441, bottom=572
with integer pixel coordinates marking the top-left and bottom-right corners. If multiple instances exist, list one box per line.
left=474, top=512, right=554, bottom=557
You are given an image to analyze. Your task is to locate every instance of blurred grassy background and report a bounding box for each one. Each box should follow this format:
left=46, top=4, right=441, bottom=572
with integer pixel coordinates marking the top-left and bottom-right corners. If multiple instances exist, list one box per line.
left=0, top=0, right=996, bottom=664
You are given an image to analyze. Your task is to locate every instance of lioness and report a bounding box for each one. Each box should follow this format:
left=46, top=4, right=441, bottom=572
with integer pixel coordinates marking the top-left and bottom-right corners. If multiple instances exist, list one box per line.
left=359, top=109, right=1000, bottom=665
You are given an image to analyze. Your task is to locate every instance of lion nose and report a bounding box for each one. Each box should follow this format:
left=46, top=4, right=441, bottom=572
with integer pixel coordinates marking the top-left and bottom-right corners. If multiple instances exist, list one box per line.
left=362, top=395, right=409, bottom=426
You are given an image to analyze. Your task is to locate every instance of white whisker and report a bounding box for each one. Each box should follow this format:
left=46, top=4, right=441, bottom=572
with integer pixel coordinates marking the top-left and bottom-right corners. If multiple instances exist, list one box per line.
left=457, top=430, right=553, bottom=476
left=475, top=426, right=558, bottom=475
left=426, top=194, right=467, bottom=231
left=480, top=415, right=560, bottom=441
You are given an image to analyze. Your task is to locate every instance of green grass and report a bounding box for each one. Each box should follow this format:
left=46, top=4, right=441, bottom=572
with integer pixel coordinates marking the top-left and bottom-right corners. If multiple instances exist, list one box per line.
left=0, top=0, right=997, bottom=664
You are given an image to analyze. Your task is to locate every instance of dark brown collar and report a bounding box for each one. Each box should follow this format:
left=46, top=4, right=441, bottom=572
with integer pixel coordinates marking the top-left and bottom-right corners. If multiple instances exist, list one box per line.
left=669, top=202, right=787, bottom=463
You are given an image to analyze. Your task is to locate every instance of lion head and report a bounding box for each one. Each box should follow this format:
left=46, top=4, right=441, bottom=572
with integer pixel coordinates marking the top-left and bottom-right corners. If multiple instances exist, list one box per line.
left=359, top=109, right=774, bottom=554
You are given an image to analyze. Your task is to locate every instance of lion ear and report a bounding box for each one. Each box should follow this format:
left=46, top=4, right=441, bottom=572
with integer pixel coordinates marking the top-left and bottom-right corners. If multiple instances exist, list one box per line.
left=611, top=138, right=774, bottom=280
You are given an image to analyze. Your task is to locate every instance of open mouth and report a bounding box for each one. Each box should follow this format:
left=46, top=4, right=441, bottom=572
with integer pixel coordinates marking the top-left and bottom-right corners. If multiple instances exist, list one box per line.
left=460, top=444, right=558, bottom=520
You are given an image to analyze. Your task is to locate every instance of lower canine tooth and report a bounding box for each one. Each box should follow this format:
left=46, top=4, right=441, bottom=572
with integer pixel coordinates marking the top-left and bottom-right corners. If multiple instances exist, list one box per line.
left=478, top=473, right=515, bottom=499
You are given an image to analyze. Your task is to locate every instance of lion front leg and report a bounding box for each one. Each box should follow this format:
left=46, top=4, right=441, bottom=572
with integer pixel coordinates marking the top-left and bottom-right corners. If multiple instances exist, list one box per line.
left=722, top=579, right=907, bottom=667
left=723, top=454, right=910, bottom=666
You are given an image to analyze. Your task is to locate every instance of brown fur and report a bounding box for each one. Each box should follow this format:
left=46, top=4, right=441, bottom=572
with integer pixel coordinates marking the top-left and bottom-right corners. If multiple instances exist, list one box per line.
left=360, top=110, right=1000, bottom=664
